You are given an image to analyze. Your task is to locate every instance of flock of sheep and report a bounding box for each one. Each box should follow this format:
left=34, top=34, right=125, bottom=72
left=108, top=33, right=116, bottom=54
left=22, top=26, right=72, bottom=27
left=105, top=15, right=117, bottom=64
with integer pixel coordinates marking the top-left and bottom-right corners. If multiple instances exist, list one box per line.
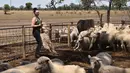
left=69, top=22, right=130, bottom=52
left=0, top=52, right=130, bottom=73
left=1, top=22, right=130, bottom=73
left=41, top=20, right=130, bottom=53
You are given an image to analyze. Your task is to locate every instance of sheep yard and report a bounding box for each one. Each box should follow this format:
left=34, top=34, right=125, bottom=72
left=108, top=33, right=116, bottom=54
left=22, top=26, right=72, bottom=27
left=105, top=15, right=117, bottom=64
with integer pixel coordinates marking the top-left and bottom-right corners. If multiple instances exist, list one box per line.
left=1, top=10, right=130, bottom=72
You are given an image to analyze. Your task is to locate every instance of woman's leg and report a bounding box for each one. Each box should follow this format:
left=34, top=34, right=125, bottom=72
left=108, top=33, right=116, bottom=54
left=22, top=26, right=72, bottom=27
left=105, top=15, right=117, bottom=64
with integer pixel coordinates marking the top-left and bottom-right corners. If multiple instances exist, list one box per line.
left=33, top=30, right=42, bottom=57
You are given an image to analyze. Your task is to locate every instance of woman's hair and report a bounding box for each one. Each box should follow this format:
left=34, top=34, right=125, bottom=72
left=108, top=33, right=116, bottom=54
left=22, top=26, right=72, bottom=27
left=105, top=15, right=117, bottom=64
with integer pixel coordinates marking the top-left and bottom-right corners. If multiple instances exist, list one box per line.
left=33, top=8, right=38, bottom=13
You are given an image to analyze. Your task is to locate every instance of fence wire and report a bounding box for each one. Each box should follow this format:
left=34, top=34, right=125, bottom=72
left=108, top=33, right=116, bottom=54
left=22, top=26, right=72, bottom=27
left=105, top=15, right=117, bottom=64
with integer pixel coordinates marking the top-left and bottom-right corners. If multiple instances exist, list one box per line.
left=0, top=22, right=77, bottom=61
left=0, top=21, right=125, bottom=61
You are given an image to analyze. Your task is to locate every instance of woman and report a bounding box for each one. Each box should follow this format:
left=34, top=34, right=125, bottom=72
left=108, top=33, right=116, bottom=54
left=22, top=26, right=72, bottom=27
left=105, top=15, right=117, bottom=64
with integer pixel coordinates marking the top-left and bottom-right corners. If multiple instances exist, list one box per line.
left=31, top=8, right=43, bottom=58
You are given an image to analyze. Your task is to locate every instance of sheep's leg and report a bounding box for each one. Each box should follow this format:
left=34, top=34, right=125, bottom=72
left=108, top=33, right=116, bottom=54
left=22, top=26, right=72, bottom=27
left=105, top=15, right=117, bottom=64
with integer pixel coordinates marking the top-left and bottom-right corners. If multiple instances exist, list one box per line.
left=48, top=43, right=57, bottom=54
left=73, top=41, right=78, bottom=49
left=74, top=42, right=81, bottom=51
left=89, top=38, right=94, bottom=50
left=121, top=41, right=126, bottom=52
left=112, top=43, right=116, bottom=52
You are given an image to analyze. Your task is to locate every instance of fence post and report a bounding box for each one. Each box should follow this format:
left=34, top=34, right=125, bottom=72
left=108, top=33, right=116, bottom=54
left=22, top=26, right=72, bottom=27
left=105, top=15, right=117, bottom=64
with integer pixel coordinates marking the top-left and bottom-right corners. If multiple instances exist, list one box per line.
left=68, top=24, right=70, bottom=47
left=71, top=22, right=73, bottom=26
left=121, top=20, right=125, bottom=25
left=22, top=25, right=26, bottom=59
left=49, top=24, right=52, bottom=40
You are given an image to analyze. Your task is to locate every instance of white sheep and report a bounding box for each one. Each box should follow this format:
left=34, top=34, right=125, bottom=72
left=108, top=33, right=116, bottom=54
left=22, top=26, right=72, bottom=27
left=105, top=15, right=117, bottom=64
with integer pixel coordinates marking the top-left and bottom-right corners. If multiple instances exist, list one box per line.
left=88, top=52, right=112, bottom=69
left=35, top=56, right=86, bottom=73
left=74, top=28, right=94, bottom=51
left=93, top=60, right=130, bottom=73
left=70, top=26, right=79, bottom=47
left=1, top=62, right=39, bottom=73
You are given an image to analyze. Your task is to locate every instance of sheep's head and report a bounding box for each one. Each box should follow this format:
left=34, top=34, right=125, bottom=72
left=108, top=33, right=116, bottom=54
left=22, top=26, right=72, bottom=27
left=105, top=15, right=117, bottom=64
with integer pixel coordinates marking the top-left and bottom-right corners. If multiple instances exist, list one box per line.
left=88, top=55, right=101, bottom=69
left=35, top=56, right=51, bottom=70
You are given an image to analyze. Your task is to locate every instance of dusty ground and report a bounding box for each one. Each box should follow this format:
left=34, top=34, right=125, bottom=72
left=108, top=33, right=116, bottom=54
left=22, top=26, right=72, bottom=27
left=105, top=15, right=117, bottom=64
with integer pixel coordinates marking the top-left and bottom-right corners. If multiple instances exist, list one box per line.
left=0, top=10, right=130, bottom=72
left=0, top=10, right=129, bottom=26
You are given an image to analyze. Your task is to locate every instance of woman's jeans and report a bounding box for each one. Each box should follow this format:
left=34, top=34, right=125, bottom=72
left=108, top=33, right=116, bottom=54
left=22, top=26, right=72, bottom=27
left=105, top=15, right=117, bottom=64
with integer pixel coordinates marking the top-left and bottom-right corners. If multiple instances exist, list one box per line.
left=33, top=30, right=42, bottom=55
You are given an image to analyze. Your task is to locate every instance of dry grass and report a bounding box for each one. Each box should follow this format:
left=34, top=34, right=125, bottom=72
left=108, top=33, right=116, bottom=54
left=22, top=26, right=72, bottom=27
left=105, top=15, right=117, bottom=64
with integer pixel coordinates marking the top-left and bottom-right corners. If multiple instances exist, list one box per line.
left=0, top=10, right=128, bottom=24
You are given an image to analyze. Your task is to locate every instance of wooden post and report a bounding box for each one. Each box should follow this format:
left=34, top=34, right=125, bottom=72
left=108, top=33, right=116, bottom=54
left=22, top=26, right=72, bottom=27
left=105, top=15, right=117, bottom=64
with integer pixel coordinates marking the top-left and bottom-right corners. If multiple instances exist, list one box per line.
left=121, top=20, right=125, bottom=25
left=71, top=22, right=73, bottom=26
left=107, top=0, right=112, bottom=23
left=100, top=14, right=103, bottom=27
left=68, top=24, right=70, bottom=47
left=49, top=24, right=52, bottom=40
left=22, top=25, right=26, bottom=59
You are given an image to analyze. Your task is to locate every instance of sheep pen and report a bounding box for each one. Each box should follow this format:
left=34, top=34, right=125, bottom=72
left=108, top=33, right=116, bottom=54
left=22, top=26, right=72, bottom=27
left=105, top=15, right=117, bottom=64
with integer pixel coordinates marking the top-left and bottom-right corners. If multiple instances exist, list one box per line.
left=1, top=10, right=130, bottom=72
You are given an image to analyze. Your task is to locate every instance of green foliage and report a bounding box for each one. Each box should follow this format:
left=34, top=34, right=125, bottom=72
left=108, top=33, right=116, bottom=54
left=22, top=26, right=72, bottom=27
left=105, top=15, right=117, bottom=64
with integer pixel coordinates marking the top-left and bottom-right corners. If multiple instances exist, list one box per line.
left=4, top=4, right=10, bottom=14
left=25, top=2, right=32, bottom=10
left=46, top=0, right=64, bottom=10
left=37, top=4, right=41, bottom=9
left=80, top=0, right=94, bottom=10
left=4, top=4, right=10, bottom=10
left=112, top=0, right=127, bottom=10
left=11, top=6, right=17, bottom=10
left=19, top=5, right=24, bottom=10
left=57, top=3, right=82, bottom=10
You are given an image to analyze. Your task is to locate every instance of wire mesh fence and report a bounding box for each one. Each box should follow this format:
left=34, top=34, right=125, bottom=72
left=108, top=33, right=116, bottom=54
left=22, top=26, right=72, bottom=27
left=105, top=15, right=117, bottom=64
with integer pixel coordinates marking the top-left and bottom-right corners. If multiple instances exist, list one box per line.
left=0, top=20, right=127, bottom=62
left=0, top=25, right=36, bottom=61
left=0, top=22, right=77, bottom=61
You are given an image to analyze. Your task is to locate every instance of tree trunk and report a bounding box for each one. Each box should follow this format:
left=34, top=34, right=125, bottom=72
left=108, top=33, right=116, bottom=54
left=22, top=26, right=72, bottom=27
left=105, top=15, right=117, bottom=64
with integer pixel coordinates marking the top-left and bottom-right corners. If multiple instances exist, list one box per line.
left=4, top=10, right=7, bottom=14
left=107, top=0, right=113, bottom=23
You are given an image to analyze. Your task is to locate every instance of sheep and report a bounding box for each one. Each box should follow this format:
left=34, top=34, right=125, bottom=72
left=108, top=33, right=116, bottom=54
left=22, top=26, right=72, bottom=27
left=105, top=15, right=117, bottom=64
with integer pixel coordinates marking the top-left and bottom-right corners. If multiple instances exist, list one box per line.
left=1, top=69, right=25, bottom=73
left=97, top=23, right=119, bottom=51
left=0, top=62, right=12, bottom=72
left=35, top=56, right=86, bottom=73
left=51, top=58, right=64, bottom=65
left=19, top=61, right=31, bottom=65
left=54, top=28, right=68, bottom=43
left=39, top=58, right=64, bottom=73
left=115, top=26, right=130, bottom=52
left=1, top=62, right=40, bottom=73
left=88, top=52, right=112, bottom=69
left=70, top=26, right=79, bottom=47
left=74, top=28, right=94, bottom=51
left=40, top=23, right=57, bottom=54
left=93, top=60, right=130, bottom=73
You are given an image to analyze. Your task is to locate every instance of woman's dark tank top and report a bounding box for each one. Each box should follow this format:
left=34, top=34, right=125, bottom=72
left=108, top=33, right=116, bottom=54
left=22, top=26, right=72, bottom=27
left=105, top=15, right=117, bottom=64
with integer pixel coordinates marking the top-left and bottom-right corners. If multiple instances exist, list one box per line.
left=33, top=17, right=42, bottom=32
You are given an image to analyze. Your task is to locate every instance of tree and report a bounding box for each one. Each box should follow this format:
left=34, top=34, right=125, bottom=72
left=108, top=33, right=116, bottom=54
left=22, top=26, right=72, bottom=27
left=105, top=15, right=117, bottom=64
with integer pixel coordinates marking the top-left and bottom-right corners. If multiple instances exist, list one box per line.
left=37, top=4, right=41, bottom=9
left=80, top=0, right=94, bottom=10
left=11, top=6, right=16, bottom=10
left=100, top=5, right=108, bottom=10
left=46, top=0, right=64, bottom=10
left=112, top=0, right=127, bottom=10
left=4, top=4, right=10, bottom=14
left=25, top=2, right=32, bottom=10
left=19, top=5, right=24, bottom=10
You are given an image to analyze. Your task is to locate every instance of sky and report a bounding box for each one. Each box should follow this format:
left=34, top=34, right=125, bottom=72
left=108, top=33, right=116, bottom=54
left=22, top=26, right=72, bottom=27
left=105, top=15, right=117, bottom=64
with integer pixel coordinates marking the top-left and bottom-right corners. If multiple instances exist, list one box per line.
left=1, top=0, right=129, bottom=8
left=0, top=0, right=80, bottom=8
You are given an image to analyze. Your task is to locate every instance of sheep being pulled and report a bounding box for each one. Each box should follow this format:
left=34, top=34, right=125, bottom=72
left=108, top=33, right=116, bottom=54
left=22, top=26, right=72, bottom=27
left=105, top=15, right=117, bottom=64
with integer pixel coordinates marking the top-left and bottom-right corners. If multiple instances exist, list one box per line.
left=35, top=56, right=86, bottom=73
left=74, top=28, right=94, bottom=51
left=40, top=23, right=57, bottom=54
left=93, top=59, right=130, bottom=73
left=88, top=52, right=113, bottom=69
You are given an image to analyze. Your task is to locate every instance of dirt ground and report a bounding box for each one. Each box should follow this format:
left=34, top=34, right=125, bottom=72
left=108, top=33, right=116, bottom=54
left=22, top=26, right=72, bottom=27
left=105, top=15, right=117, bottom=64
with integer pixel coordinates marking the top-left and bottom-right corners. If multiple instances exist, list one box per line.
left=8, top=45, right=130, bottom=69
left=0, top=10, right=130, bottom=71
left=0, top=10, right=129, bottom=26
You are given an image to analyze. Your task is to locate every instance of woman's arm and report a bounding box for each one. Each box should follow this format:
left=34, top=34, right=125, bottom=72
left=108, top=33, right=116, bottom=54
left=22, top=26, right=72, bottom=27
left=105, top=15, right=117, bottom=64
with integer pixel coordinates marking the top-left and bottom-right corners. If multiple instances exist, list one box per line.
left=31, top=17, right=41, bottom=27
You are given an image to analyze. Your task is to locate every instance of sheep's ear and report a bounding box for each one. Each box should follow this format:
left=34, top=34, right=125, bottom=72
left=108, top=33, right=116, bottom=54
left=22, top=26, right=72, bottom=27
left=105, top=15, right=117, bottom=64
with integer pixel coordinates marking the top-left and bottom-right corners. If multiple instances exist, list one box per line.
left=46, top=60, right=49, bottom=63
left=88, top=55, right=91, bottom=59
